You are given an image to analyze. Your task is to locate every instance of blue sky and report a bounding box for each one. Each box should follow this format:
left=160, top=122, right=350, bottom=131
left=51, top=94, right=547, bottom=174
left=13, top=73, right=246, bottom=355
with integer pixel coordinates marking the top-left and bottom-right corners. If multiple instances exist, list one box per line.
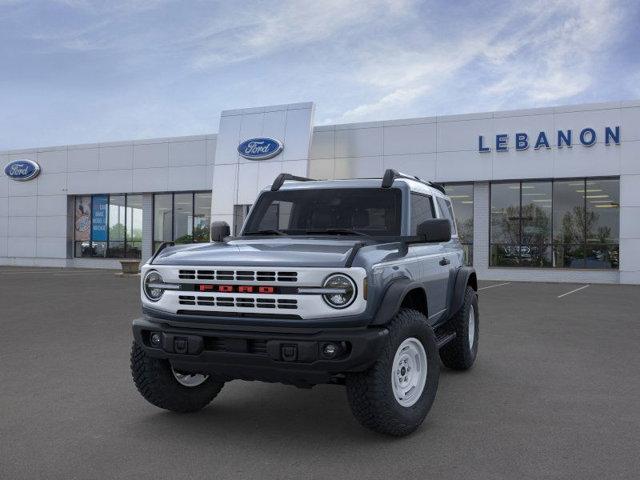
left=1, top=0, right=639, bottom=150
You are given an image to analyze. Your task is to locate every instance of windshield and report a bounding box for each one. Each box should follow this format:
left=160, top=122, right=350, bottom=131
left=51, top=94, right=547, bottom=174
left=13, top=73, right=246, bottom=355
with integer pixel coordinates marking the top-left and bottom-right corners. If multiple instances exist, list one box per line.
left=243, top=188, right=402, bottom=236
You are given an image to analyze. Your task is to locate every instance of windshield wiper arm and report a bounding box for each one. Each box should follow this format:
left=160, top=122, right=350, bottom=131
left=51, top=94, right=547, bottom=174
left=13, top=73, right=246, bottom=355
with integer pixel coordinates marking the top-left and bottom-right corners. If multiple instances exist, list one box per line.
left=304, top=228, right=370, bottom=237
left=244, top=229, right=288, bottom=236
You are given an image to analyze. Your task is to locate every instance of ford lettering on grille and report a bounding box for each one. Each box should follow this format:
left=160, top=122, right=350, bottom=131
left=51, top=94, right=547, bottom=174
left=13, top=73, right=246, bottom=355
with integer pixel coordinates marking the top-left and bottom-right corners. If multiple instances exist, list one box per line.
left=197, top=284, right=277, bottom=294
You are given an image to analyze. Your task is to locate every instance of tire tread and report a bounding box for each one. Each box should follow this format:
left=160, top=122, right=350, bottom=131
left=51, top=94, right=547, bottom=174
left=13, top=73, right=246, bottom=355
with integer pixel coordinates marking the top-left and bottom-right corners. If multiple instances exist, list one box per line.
left=439, top=286, right=478, bottom=370
left=346, top=309, right=439, bottom=436
left=130, top=341, right=224, bottom=413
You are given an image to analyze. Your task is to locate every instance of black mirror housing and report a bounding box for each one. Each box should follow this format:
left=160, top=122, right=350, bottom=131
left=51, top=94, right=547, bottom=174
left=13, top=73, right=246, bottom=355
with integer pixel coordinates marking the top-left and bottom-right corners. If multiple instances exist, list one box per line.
left=210, top=221, right=230, bottom=242
left=417, top=218, right=451, bottom=243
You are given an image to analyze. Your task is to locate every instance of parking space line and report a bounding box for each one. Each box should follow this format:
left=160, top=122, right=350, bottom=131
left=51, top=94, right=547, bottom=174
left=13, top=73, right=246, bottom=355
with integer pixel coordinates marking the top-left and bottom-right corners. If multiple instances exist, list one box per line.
left=557, top=284, right=590, bottom=298
left=478, top=282, right=511, bottom=291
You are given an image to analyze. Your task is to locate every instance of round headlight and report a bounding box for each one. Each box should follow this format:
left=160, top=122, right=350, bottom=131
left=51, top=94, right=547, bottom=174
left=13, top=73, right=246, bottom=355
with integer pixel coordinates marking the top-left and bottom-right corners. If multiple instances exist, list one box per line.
left=143, top=270, right=164, bottom=302
left=322, top=274, right=356, bottom=309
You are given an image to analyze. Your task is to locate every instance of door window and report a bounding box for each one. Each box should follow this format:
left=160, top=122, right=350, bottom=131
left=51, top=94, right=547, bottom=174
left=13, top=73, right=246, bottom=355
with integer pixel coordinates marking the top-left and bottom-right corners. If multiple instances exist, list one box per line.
left=410, top=193, right=435, bottom=235
left=437, top=197, right=458, bottom=235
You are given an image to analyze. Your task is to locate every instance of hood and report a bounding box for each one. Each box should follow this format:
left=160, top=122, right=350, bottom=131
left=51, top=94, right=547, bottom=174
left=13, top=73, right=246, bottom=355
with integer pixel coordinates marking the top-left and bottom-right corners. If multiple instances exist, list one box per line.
left=151, top=238, right=362, bottom=268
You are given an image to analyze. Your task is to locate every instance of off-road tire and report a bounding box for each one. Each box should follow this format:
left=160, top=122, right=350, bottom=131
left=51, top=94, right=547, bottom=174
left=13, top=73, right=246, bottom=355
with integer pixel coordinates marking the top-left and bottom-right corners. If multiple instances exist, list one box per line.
left=439, top=286, right=479, bottom=370
left=345, top=308, right=440, bottom=436
left=130, top=341, right=224, bottom=412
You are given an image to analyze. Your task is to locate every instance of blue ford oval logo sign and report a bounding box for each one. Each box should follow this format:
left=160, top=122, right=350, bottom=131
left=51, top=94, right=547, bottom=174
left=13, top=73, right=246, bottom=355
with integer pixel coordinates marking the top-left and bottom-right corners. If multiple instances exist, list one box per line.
left=4, top=159, right=41, bottom=181
left=237, top=137, right=283, bottom=160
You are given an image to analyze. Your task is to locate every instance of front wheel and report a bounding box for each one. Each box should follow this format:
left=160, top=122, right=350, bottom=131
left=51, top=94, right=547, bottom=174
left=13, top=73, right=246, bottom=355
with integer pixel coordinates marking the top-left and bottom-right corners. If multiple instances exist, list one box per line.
left=130, top=341, right=224, bottom=413
left=345, top=309, right=440, bottom=436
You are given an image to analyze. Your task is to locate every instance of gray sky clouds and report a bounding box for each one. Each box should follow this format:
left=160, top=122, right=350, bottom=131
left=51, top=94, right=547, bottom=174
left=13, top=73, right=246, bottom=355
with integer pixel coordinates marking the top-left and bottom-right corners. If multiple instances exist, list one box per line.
left=1, top=0, right=638, bottom=149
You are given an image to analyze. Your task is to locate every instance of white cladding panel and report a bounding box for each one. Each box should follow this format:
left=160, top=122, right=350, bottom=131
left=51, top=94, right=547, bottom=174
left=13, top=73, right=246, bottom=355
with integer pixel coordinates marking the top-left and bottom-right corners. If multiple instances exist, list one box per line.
left=0, top=135, right=213, bottom=267
left=211, top=103, right=314, bottom=226
left=313, top=103, right=634, bottom=184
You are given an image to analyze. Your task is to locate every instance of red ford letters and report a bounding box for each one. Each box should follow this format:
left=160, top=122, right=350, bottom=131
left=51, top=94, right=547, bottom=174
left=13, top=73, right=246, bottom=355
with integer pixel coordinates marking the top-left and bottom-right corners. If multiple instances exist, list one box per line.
left=198, top=284, right=275, bottom=294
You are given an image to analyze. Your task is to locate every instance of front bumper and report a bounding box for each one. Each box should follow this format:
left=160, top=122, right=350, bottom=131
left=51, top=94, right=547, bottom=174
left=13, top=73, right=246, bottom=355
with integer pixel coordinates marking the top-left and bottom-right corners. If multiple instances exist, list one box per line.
left=133, top=316, right=388, bottom=386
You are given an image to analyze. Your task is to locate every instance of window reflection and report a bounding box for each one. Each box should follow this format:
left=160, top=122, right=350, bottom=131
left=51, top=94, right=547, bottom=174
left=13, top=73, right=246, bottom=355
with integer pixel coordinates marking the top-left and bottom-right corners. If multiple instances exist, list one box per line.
left=520, top=181, right=552, bottom=267
left=174, top=193, right=193, bottom=244
left=153, top=192, right=212, bottom=251
left=585, top=178, right=619, bottom=268
left=126, top=195, right=143, bottom=258
left=73, top=193, right=143, bottom=259
left=490, top=182, right=520, bottom=266
left=194, top=193, right=212, bottom=243
left=107, top=195, right=126, bottom=258
left=491, top=178, right=619, bottom=269
left=153, top=194, right=172, bottom=252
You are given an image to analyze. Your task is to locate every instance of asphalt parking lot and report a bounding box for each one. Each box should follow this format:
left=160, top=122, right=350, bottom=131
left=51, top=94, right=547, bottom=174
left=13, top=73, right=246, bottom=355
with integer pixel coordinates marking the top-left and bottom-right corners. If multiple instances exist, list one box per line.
left=1, top=268, right=639, bottom=479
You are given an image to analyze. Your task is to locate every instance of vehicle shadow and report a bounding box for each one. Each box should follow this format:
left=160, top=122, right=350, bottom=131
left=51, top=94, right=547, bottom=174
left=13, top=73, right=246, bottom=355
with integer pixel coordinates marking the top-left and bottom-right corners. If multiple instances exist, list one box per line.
left=125, top=371, right=455, bottom=445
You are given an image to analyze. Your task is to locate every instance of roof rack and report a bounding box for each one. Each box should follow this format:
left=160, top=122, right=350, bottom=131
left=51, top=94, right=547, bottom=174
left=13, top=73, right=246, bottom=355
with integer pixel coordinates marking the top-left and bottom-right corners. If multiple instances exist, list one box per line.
left=271, top=173, right=316, bottom=191
left=381, top=169, right=446, bottom=194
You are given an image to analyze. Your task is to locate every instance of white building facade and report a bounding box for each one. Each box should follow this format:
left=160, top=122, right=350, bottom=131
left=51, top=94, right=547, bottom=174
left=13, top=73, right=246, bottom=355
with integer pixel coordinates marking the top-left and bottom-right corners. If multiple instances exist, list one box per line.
left=1, top=100, right=639, bottom=284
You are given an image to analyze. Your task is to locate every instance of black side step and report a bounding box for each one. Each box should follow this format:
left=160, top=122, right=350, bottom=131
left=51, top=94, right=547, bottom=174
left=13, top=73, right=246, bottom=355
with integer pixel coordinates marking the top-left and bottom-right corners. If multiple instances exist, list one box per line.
left=435, top=332, right=456, bottom=349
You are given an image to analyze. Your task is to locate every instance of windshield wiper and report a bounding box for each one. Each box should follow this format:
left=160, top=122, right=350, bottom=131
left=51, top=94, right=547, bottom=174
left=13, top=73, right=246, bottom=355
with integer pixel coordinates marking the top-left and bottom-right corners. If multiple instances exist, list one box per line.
left=304, top=228, right=370, bottom=237
left=244, top=229, right=288, bottom=236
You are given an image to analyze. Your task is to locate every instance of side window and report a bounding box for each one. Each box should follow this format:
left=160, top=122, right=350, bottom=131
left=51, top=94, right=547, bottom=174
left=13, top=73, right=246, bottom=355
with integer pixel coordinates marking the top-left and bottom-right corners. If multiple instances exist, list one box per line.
left=437, top=197, right=458, bottom=235
left=410, top=193, right=435, bottom=234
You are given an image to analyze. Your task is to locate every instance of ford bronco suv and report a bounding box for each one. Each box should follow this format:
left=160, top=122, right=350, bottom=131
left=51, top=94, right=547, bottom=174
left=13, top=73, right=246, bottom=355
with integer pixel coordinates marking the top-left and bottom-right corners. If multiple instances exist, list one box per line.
left=131, top=169, right=478, bottom=436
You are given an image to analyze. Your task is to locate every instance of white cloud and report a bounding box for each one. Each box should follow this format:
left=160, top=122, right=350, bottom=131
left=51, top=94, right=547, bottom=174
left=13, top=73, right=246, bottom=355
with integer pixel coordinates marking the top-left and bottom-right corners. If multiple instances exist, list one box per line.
left=0, top=0, right=634, bottom=149
left=481, top=0, right=621, bottom=105
left=335, top=0, right=625, bottom=122
left=191, top=0, right=415, bottom=69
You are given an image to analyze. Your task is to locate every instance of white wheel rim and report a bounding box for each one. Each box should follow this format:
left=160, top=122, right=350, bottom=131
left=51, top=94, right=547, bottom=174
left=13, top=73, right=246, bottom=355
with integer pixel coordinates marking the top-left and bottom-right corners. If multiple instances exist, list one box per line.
left=468, top=305, right=476, bottom=349
left=391, top=337, right=428, bottom=407
left=171, top=367, right=209, bottom=387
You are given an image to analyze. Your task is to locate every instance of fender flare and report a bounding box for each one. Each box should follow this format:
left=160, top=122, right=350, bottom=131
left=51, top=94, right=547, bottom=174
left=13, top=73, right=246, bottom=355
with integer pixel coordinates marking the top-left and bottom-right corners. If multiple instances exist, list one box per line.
left=449, top=267, right=477, bottom=316
left=371, top=278, right=427, bottom=325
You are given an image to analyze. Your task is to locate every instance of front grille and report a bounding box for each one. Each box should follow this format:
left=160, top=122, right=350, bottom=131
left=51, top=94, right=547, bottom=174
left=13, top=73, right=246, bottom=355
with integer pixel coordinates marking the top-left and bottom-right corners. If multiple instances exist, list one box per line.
left=178, top=295, right=298, bottom=310
left=178, top=269, right=298, bottom=282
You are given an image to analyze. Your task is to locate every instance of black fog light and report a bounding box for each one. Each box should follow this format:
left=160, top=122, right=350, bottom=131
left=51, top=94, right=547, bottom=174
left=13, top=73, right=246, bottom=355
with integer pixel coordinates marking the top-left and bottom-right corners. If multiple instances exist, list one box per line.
left=322, top=342, right=341, bottom=359
left=150, top=332, right=162, bottom=347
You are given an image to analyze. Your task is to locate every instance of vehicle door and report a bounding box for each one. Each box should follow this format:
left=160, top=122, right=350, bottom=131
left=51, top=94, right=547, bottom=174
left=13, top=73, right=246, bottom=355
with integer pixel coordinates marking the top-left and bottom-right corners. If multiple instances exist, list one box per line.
left=435, top=196, right=463, bottom=269
left=408, top=192, right=449, bottom=324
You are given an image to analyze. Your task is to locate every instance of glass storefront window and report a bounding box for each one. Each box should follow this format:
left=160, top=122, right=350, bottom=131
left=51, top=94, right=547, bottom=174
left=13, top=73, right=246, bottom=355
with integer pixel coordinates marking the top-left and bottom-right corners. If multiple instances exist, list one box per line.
left=193, top=193, right=212, bottom=243
left=153, top=194, right=172, bottom=252
left=444, top=183, right=474, bottom=266
left=490, top=182, right=520, bottom=266
left=152, top=192, right=212, bottom=251
left=73, top=193, right=143, bottom=259
left=108, top=195, right=126, bottom=257
left=585, top=178, right=619, bottom=268
left=491, top=178, right=619, bottom=269
left=520, top=181, right=552, bottom=267
left=126, top=195, right=143, bottom=258
left=74, top=196, right=92, bottom=257
left=173, top=193, right=193, bottom=244
left=553, top=180, right=586, bottom=267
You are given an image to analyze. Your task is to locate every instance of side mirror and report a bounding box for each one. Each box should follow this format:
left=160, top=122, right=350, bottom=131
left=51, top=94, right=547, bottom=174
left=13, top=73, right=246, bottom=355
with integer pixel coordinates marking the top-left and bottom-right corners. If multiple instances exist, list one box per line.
left=210, top=221, right=230, bottom=243
left=417, top=218, right=451, bottom=243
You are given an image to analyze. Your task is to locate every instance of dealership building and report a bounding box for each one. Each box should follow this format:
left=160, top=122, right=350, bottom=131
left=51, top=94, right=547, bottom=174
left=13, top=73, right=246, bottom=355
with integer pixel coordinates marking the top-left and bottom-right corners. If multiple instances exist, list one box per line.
left=1, top=100, right=639, bottom=284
